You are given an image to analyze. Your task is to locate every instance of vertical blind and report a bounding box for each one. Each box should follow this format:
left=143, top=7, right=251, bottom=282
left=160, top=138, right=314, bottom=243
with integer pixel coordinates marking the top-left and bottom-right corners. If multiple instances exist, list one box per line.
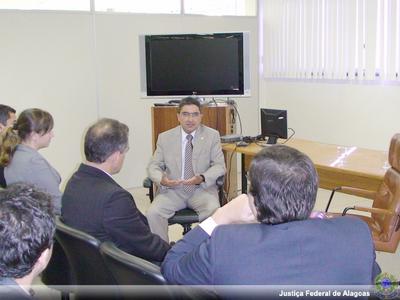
left=262, top=0, right=400, bottom=82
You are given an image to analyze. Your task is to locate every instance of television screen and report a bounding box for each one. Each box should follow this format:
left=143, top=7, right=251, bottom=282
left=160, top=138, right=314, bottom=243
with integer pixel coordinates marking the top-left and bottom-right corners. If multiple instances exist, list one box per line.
left=141, top=32, right=250, bottom=97
left=260, top=109, right=288, bottom=144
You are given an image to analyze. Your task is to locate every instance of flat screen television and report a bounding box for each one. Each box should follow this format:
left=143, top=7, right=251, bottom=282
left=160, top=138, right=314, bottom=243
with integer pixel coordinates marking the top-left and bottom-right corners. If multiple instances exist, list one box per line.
left=260, top=109, right=288, bottom=144
left=140, top=32, right=250, bottom=97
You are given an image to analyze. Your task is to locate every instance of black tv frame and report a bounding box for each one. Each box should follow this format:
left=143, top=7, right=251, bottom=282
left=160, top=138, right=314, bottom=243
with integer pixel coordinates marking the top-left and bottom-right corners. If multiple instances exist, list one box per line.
left=143, top=32, right=245, bottom=97
left=260, top=109, right=288, bottom=144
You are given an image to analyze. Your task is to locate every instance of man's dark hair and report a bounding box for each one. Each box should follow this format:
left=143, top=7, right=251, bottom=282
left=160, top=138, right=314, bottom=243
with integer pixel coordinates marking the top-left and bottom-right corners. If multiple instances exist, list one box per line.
left=0, top=104, right=16, bottom=126
left=0, top=183, right=55, bottom=278
left=177, top=97, right=202, bottom=113
left=249, top=145, right=318, bottom=225
left=84, top=118, right=129, bottom=163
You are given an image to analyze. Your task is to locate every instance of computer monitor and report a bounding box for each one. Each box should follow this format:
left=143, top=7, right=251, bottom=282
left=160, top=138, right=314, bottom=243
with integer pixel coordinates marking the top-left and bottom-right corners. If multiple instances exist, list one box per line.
left=260, top=109, right=288, bottom=144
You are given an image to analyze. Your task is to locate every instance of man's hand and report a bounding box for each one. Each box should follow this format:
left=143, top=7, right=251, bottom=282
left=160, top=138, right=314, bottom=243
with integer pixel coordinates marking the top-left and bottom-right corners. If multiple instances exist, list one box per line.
left=211, top=194, right=257, bottom=226
left=309, top=211, right=331, bottom=219
left=182, top=175, right=203, bottom=186
left=160, top=175, right=183, bottom=187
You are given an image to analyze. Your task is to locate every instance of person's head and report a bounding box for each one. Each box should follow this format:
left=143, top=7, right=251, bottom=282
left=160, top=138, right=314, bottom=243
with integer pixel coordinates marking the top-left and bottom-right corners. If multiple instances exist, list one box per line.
left=0, top=108, right=54, bottom=166
left=84, top=118, right=129, bottom=174
left=249, top=145, right=318, bottom=225
left=0, top=183, right=55, bottom=281
left=177, top=97, right=203, bottom=134
left=0, top=104, right=16, bottom=132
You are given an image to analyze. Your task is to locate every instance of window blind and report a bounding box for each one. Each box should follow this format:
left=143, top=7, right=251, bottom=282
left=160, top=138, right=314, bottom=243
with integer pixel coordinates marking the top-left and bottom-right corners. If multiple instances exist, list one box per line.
left=262, top=0, right=400, bottom=82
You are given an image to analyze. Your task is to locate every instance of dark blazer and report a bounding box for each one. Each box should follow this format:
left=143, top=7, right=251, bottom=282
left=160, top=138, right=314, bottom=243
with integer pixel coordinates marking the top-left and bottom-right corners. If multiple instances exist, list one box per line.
left=162, top=216, right=381, bottom=285
left=62, top=163, right=170, bottom=262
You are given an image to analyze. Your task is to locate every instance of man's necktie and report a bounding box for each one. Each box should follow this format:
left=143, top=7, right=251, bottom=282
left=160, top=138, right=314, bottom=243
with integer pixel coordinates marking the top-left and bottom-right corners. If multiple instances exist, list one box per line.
left=183, top=134, right=195, bottom=194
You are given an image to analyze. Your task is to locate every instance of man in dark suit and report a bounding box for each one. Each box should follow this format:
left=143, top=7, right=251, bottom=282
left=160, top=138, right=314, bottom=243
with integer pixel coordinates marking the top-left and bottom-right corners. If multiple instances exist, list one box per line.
left=162, top=145, right=381, bottom=289
left=62, top=118, right=170, bottom=263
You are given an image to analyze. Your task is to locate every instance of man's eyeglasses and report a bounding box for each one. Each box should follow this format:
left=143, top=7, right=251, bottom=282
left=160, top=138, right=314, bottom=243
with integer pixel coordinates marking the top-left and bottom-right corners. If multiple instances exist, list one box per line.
left=180, top=112, right=201, bottom=118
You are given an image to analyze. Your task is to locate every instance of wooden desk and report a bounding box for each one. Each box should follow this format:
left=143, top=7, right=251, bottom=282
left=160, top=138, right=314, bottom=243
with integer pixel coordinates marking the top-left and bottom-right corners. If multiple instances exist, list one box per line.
left=223, top=139, right=388, bottom=194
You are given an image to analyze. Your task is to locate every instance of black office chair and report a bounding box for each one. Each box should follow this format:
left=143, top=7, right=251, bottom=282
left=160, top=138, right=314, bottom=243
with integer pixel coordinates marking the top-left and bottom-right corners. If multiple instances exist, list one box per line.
left=55, top=218, right=117, bottom=299
left=0, top=166, right=6, bottom=188
left=100, top=241, right=166, bottom=285
left=41, top=239, right=74, bottom=300
left=143, top=175, right=225, bottom=235
left=100, top=241, right=211, bottom=299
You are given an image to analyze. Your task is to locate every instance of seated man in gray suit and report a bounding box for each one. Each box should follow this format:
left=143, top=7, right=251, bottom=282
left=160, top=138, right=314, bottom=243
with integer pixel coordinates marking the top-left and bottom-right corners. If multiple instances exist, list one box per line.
left=147, top=97, right=226, bottom=242
left=162, top=145, right=381, bottom=289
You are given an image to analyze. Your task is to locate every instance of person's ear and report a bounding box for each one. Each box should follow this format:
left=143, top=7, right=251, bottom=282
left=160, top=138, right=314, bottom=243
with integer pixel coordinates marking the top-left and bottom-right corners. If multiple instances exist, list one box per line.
left=108, top=151, right=121, bottom=165
left=247, top=193, right=258, bottom=219
left=35, top=246, right=53, bottom=275
left=29, top=131, right=39, bottom=142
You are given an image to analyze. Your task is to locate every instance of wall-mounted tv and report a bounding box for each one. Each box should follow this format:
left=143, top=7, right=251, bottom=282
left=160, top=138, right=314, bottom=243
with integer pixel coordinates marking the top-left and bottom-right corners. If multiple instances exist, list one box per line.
left=140, top=32, right=250, bottom=97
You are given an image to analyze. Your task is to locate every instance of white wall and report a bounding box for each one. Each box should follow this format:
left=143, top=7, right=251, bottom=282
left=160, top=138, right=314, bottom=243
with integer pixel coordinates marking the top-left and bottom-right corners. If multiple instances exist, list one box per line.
left=259, top=81, right=400, bottom=151
left=0, top=11, right=259, bottom=188
left=0, top=11, right=98, bottom=189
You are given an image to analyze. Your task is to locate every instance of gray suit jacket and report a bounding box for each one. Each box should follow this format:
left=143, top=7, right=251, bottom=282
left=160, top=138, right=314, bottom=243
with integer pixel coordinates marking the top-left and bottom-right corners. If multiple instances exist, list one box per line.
left=147, top=125, right=225, bottom=193
left=5, top=144, right=62, bottom=214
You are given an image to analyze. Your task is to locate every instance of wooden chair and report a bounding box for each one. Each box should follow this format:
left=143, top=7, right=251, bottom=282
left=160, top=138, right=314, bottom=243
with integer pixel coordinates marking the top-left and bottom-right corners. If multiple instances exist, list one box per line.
left=325, top=133, right=400, bottom=253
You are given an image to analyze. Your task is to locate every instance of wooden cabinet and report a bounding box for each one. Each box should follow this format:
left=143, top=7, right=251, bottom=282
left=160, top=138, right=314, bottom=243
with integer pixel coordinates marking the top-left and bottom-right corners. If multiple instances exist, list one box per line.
left=151, top=104, right=237, bottom=201
left=151, top=104, right=235, bottom=150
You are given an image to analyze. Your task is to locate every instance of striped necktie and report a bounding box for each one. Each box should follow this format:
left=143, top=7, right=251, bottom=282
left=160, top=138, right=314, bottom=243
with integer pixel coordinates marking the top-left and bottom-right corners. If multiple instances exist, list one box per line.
left=183, top=134, right=195, bottom=194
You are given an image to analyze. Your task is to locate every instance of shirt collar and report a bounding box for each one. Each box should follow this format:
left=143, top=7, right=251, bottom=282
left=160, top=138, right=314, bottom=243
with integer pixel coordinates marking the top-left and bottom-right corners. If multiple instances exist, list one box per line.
left=181, top=128, right=196, bottom=143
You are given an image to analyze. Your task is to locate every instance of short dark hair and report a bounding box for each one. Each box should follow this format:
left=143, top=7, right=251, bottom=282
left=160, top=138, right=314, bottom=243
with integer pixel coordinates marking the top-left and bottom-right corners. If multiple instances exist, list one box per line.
left=177, top=97, right=202, bottom=113
left=0, top=183, right=55, bottom=278
left=84, top=118, right=129, bottom=163
left=0, top=104, right=16, bottom=126
left=249, top=145, right=318, bottom=225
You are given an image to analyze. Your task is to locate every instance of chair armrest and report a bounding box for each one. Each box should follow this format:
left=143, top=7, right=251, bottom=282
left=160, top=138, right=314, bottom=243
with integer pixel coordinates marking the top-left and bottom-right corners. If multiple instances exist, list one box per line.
left=325, top=186, right=376, bottom=212
left=143, top=177, right=154, bottom=202
left=216, top=175, right=225, bottom=188
left=340, top=187, right=377, bottom=200
left=342, top=206, right=393, bottom=216
left=143, top=177, right=153, bottom=188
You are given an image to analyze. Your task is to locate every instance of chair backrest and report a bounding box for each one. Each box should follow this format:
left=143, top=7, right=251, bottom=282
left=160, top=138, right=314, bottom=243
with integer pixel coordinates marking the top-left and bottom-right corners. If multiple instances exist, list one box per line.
left=100, top=241, right=166, bottom=285
left=55, top=217, right=116, bottom=285
left=0, top=166, right=6, bottom=188
left=372, top=133, right=400, bottom=251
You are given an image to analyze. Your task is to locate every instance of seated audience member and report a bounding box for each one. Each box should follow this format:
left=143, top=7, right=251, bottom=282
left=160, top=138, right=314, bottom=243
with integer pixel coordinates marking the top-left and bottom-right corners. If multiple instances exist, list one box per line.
left=162, top=145, right=381, bottom=286
left=62, top=118, right=170, bottom=263
left=0, top=183, right=55, bottom=299
left=0, top=104, right=16, bottom=132
left=0, top=104, right=16, bottom=188
left=147, top=97, right=226, bottom=242
left=0, top=108, right=62, bottom=214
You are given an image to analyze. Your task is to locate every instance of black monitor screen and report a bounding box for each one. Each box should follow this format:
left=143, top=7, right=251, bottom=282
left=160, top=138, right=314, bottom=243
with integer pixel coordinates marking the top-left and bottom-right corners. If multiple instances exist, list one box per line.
left=260, top=109, right=288, bottom=144
left=145, top=33, right=244, bottom=96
